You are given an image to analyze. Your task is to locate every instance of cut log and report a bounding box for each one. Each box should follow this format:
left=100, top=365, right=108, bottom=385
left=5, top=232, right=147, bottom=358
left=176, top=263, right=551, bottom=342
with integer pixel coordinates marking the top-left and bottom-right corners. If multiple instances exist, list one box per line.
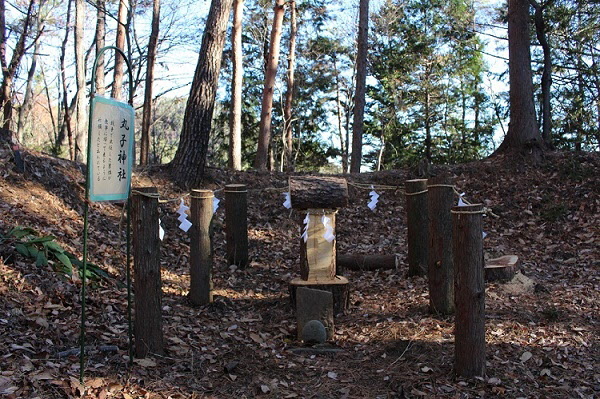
left=484, top=255, right=520, bottom=282
left=336, top=254, right=398, bottom=273
left=289, top=176, right=348, bottom=209
left=289, top=277, right=349, bottom=315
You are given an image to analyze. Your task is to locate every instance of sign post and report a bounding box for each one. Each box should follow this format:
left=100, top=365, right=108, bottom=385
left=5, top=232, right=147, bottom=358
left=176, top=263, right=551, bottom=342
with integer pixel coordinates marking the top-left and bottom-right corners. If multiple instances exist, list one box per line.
left=80, top=46, right=135, bottom=383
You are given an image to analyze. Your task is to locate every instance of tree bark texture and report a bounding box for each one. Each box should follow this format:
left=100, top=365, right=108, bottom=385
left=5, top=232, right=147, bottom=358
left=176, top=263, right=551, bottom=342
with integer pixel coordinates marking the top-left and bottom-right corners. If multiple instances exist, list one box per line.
left=350, top=0, right=369, bottom=173
left=112, top=0, right=128, bottom=100
left=427, top=176, right=454, bottom=315
left=225, top=184, right=249, bottom=268
left=299, top=209, right=336, bottom=281
left=94, top=0, right=106, bottom=95
left=131, top=187, right=164, bottom=358
left=74, top=0, right=86, bottom=162
left=228, top=0, right=243, bottom=170
left=254, top=0, right=286, bottom=170
left=189, top=189, right=213, bottom=306
left=452, top=204, right=485, bottom=378
left=497, top=0, right=543, bottom=154
left=170, top=0, right=232, bottom=186
left=58, top=0, right=74, bottom=160
left=336, top=254, right=398, bottom=273
left=283, top=0, right=297, bottom=172
left=289, top=176, right=348, bottom=210
left=0, top=0, right=36, bottom=131
left=405, top=179, right=429, bottom=277
left=140, top=0, right=161, bottom=166
left=530, top=0, right=552, bottom=147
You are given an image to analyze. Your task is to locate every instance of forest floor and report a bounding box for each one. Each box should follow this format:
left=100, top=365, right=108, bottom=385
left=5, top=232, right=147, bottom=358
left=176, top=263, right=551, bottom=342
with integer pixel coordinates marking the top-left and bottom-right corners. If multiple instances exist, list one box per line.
left=0, top=147, right=598, bottom=399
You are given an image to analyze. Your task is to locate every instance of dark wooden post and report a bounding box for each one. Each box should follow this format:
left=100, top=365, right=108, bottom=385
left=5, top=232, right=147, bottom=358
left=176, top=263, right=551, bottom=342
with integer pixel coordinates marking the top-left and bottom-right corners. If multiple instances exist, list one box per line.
left=427, top=176, right=455, bottom=315
left=452, top=204, right=485, bottom=377
left=189, top=189, right=214, bottom=306
left=131, top=187, right=164, bottom=357
left=405, top=179, right=429, bottom=277
left=225, top=184, right=249, bottom=268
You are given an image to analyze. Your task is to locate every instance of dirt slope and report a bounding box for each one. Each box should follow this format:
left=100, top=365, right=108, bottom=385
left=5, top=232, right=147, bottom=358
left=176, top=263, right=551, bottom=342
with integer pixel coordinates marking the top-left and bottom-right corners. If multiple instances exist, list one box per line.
left=0, top=147, right=598, bottom=398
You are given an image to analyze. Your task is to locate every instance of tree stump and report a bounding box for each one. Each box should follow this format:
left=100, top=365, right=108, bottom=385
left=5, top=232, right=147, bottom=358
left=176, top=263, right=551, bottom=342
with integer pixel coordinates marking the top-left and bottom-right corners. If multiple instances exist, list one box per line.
left=427, top=176, right=455, bottom=315
left=289, top=176, right=348, bottom=209
left=289, top=277, right=349, bottom=315
left=405, top=179, right=429, bottom=277
left=485, top=255, right=520, bottom=282
left=131, top=187, right=164, bottom=358
left=189, top=189, right=214, bottom=306
left=452, top=204, right=485, bottom=378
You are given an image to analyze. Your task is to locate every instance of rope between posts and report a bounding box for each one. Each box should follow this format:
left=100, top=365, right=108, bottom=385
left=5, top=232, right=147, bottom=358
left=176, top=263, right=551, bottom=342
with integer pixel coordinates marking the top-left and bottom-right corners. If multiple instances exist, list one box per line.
left=405, top=189, right=428, bottom=196
left=450, top=209, right=486, bottom=215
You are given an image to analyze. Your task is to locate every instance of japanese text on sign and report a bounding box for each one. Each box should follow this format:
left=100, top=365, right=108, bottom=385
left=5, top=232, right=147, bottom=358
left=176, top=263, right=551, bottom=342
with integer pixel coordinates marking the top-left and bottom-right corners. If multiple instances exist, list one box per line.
left=88, top=96, right=134, bottom=202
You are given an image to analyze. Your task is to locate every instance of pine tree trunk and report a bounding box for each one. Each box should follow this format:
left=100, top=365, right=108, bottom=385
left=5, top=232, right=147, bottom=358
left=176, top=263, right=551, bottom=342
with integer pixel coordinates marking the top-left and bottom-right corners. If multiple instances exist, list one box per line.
left=496, top=0, right=543, bottom=155
left=350, top=0, right=369, bottom=173
left=228, top=0, right=243, bottom=170
left=170, top=0, right=233, bottom=185
left=255, top=0, right=286, bottom=171
left=531, top=0, right=552, bottom=147
left=283, top=0, right=297, bottom=172
left=140, top=0, right=160, bottom=166
left=95, top=0, right=106, bottom=95
left=112, top=0, right=128, bottom=100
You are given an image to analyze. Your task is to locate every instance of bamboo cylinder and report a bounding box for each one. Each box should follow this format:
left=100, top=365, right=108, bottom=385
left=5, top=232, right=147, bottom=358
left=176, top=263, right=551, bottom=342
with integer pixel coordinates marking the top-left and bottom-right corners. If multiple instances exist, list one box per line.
left=189, top=189, right=214, bottom=306
left=452, top=204, right=485, bottom=378
left=405, top=179, right=429, bottom=277
left=427, top=177, right=455, bottom=315
left=225, top=184, right=249, bottom=268
left=131, top=187, right=164, bottom=357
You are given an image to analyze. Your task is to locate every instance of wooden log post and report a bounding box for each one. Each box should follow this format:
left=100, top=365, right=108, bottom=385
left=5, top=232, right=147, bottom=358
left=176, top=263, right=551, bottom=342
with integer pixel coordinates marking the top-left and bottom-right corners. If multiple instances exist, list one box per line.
left=288, top=176, right=350, bottom=314
left=452, top=204, right=485, bottom=378
left=131, top=187, right=164, bottom=357
left=189, top=189, right=214, bottom=306
left=336, top=253, right=399, bottom=273
left=405, top=179, right=429, bottom=277
left=225, top=184, right=249, bottom=268
left=427, top=176, right=455, bottom=315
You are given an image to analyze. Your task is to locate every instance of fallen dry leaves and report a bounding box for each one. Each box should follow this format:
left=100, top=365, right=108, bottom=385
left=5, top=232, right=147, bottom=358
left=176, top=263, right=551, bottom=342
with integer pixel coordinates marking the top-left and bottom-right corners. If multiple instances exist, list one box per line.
left=0, top=148, right=598, bottom=398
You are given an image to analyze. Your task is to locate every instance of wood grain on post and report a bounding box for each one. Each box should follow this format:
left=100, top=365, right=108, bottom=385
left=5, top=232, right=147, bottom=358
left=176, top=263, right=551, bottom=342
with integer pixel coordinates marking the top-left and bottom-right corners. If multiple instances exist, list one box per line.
left=225, top=184, right=249, bottom=268
left=189, top=189, right=214, bottom=306
left=405, top=179, right=429, bottom=277
left=299, top=209, right=337, bottom=281
left=131, top=187, right=164, bottom=357
left=427, top=176, right=455, bottom=315
left=452, top=204, right=485, bottom=377
left=289, top=176, right=348, bottom=209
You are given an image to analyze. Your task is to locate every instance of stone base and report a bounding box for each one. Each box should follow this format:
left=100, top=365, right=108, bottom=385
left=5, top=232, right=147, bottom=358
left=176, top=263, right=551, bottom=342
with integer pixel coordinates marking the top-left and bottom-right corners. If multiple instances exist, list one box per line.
left=289, top=276, right=350, bottom=315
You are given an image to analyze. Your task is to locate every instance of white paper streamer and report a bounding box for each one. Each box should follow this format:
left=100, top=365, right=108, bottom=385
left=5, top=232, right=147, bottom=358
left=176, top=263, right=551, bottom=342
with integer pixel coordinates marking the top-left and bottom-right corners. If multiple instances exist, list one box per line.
left=159, top=218, right=165, bottom=241
left=177, top=198, right=192, bottom=232
left=301, top=213, right=310, bottom=242
left=282, top=192, right=292, bottom=209
left=213, top=197, right=220, bottom=214
left=482, top=231, right=488, bottom=239
left=457, top=192, right=467, bottom=207
left=179, top=219, right=192, bottom=232
left=322, top=215, right=335, bottom=242
left=367, top=187, right=380, bottom=211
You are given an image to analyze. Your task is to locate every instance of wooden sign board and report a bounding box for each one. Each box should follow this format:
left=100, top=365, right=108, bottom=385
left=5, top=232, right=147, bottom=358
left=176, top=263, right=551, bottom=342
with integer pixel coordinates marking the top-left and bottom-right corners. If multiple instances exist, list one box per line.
left=88, top=96, right=135, bottom=202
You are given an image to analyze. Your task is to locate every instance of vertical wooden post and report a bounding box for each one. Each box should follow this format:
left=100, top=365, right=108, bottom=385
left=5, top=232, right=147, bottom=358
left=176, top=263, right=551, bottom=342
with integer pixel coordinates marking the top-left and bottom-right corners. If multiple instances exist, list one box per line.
left=225, top=184, right=249, bottom=268
left=405, top=179, right=429, bottom=277
left=452, top=204, right=485, bottom=377
left=427, top=176, right=455, bottom=315
left=189, top=189, right=214, bottom=306
left=131, top=187, right=164, bottom=357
